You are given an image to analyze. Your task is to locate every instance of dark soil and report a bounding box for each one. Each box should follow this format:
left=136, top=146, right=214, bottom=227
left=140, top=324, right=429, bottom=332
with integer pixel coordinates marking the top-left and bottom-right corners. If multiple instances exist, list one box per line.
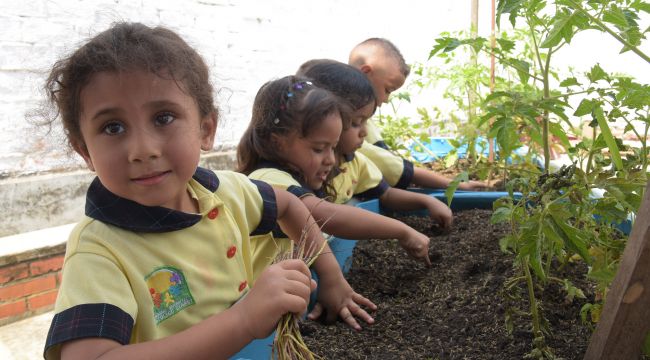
left=302, top=209, right=599, bottom=359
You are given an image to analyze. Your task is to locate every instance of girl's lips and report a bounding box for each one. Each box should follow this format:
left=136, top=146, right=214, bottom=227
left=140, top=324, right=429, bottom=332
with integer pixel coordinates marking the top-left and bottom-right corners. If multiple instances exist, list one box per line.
left=132, top=171, right=170, bottom=185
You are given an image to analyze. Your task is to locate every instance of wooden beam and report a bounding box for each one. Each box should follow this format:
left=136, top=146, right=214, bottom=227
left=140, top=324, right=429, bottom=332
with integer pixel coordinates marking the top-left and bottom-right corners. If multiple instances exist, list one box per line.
left=584, top=181, right=650, bottom=359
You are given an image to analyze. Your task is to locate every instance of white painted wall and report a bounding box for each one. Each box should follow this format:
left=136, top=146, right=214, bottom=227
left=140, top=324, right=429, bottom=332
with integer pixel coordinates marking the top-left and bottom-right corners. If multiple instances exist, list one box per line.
left=1, top=0, right=648, bottom=178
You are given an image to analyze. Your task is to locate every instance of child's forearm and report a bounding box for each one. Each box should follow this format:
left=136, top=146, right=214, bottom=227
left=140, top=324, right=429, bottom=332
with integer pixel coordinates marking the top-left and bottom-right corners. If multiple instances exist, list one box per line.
left=274, top=189, right=327, bottom=258
left=61, top=307, right=252, bottom=359
left=412, top=167, right=451, bottom=189
left=302, top=195, right=410, bottom=240
left=379, top=187, right=434, bottom=212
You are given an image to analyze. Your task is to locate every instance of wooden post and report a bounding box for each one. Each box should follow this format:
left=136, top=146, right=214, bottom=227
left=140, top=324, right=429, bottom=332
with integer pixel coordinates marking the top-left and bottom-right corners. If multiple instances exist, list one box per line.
left=584, top=181, right=650, bottom=359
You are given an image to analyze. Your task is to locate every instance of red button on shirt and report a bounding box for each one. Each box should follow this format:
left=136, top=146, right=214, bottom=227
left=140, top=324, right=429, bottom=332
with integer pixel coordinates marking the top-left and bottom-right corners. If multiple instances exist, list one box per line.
left=207, top=208, right=219, bottom=219
left=227, top=245, right=237, bottom=258
left=239, top=280, right=248, bottom=292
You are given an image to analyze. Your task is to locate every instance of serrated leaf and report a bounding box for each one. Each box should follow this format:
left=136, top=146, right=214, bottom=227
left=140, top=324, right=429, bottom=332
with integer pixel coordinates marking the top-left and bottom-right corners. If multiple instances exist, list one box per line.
left=497, top=38, right=516, bottom=52
left=588, top=64, right=608, bottom=83
left=540, top=11, right=576, bottom=48
left=560, top=77, right=580, bottom=87
left=603, top=7, right=629, bottom=29
left=574, top=99, right=596, bottom=116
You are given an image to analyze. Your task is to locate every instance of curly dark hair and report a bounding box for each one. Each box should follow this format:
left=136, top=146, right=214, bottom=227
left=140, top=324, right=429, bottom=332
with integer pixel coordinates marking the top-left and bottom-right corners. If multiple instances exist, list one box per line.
left=42, top=22, right=217, bottom=151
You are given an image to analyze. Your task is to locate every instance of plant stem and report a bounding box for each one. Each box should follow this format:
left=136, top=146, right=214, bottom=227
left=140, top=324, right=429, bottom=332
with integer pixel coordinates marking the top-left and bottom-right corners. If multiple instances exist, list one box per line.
left=523, top=259, right=545, bottom=350
left=564, top=0, right=650, bottom=64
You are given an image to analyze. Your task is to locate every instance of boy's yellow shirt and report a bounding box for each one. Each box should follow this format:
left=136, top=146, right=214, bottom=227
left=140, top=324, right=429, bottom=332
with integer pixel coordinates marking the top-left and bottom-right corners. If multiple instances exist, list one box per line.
left=44, top=169, right=278, bottom=359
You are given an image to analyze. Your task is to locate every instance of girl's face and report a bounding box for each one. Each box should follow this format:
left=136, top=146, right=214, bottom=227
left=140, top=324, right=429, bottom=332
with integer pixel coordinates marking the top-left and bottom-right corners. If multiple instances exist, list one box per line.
left=276, top=112, right=342, bottom=190
left=76, top=70, right=216, bottom=212
left=338, top=101, right=375, bottom=155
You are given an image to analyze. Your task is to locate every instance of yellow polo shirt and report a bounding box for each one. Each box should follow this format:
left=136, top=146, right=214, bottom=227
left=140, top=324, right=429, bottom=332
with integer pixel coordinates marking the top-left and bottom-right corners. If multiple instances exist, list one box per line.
left=44, top=168, right=278, bottom=359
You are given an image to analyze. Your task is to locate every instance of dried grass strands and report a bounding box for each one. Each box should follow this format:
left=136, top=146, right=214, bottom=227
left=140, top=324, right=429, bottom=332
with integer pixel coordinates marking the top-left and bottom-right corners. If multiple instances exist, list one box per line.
left=272, top=209, right=331, bottom=360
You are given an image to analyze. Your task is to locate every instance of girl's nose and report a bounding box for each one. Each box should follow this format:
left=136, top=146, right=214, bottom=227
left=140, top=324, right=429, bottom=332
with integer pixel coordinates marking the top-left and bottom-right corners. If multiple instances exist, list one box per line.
left=324, top=148, right=335, bottom=165
left=127, top=129, right=162, bottom=162
left=359, top=124, right=368, bottom=138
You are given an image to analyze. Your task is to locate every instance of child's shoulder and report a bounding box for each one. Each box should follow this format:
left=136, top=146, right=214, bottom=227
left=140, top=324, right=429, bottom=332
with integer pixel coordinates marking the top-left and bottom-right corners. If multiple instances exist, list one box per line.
left=248, top=167, right=300, bottom=188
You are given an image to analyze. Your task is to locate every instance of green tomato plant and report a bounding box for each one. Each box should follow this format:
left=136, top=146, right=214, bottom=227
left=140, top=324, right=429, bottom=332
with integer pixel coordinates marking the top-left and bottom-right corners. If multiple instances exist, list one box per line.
left=374, top=0, right=649, bottom=358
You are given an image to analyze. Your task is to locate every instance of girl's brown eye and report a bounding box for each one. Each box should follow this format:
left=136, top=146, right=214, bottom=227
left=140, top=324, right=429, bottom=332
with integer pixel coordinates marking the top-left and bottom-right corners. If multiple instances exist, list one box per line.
left=103, top=122, right=124, bottom=135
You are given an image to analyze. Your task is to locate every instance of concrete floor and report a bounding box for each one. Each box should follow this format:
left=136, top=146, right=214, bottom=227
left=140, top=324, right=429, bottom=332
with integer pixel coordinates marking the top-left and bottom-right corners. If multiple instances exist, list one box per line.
left=0, top=312, right=53, bottom=360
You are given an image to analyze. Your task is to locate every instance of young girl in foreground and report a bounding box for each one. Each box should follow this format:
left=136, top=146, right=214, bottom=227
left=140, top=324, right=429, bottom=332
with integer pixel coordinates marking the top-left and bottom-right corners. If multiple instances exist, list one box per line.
left=41, top=23, right=354, bottom=359
left=296, top=59, right=453, bottom=228
left=238, top=76, right=440, bottom=325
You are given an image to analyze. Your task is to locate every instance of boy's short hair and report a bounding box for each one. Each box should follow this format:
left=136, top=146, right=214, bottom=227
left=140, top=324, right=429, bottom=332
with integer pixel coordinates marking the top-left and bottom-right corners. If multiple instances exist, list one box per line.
left=349, top=37, right=410, bottom=78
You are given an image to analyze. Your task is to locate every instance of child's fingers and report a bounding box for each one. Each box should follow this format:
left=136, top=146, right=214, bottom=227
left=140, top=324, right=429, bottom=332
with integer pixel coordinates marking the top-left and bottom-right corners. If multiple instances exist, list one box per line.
left=277, top=259, right=312, bottom=278
left=338, top=307, right=361, bottom=331
left=307, top=302, right=324, bottom=321
left=353, top=292, right=377, bottom=311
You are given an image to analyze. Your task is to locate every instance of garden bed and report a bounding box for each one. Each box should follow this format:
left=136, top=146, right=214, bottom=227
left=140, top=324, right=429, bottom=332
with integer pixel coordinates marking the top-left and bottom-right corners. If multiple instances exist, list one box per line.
left=301, top=209, right=602, bottom=359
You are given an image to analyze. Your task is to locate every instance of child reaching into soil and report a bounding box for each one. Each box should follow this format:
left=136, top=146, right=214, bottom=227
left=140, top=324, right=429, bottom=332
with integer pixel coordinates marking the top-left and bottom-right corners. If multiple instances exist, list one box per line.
left=40, top=22, right=358, bottom=359
left=296, top=59, right=453, bottom=229
left=237, top=75, right=438, bottom=326
left=348, top=38, right=488, bottom=191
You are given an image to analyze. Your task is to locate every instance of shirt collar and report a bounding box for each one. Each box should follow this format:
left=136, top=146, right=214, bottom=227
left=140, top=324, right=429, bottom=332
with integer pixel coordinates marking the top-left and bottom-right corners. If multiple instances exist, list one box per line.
left=85, top=167, right=220, bottom=233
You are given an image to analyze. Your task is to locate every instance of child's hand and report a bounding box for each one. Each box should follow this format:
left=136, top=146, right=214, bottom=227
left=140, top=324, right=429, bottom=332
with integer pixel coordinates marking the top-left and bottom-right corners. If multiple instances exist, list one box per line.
left=426, top=196, right=453, bottom=229
left=458, top=180, right=491, bottom=191
left=234, top=259, right=316, bottom=339
left=307, top=274, right=377, bottom=331
left=398, top=228, right=432, bottom=266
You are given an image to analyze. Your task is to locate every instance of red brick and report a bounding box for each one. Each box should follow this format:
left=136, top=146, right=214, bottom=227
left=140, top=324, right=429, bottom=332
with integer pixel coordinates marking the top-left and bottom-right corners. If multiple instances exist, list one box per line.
left=0, top=263, right=29, bottom=283
left=28, top=289, right=58, bottom=310
left=30, top=256, right=64, bottom=276
left=0, top=275, right=57, bottom=302
left=0, top=299, right=27, bottom=318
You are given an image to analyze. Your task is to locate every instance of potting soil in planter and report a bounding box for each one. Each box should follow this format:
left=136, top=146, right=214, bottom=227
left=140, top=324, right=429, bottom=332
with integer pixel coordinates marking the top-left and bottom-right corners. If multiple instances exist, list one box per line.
left=301, top=209, right=599, bottom=359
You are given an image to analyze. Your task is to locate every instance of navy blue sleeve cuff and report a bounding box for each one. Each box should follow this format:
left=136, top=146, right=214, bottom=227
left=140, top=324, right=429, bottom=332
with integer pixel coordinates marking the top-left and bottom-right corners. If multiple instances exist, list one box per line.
left=286, top=185, right=315, bottom=198
left=44, top=303, right=133, bottom=356
left=250, top=179, right=279, bottom=236
left=394, top=159, right=415, bottom=189
left=356, top=179, right=390, bottom=200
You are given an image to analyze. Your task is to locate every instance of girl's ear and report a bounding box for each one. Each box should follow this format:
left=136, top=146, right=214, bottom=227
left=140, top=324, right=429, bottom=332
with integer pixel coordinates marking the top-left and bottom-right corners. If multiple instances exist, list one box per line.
left=359, top=64, right=372, bottom=74
left=200, top=112, right=217, bottom=151
left=72, top=140, right=95, bottom=172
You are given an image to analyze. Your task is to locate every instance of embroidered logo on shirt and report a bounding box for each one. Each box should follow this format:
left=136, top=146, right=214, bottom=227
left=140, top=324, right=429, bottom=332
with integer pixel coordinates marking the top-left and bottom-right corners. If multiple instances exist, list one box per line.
left=146, top=266, right=195, bottom=324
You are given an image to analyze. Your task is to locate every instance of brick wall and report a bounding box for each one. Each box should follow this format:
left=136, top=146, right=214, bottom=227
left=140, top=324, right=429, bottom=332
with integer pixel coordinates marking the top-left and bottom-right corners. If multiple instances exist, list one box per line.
left=0, top=246, right=65, bottom=326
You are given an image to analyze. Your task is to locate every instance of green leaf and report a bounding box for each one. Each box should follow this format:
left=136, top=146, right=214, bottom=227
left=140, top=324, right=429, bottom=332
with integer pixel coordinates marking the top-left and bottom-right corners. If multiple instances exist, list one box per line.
left=510, top=59, right=531, bottom=84
left=445, top=172, right=468, bottom=206
left=560, top=77, right=580, bottom=87
left=602, top=7, right=629, bottom=29
left=484, top=91, right=514, bottom=103
left=491, top=206, right=512, bottom=224
left=593, top=106, right=624, bottom=170
left=497, top=38, right=516, bottom=52
left=549, top=212, right=591, bottom=263
left=574, top=99, right=596, bottom=117
left=587, top=64, right=608, bottom=83
left=540, top=11, right=576, bottom=48
left=549, top=122, right=571, bottom=148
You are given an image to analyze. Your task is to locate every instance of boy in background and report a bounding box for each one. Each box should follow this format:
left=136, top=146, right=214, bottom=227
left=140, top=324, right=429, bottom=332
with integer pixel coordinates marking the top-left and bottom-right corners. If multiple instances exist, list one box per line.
left=349, top=38, right=487, bottom=190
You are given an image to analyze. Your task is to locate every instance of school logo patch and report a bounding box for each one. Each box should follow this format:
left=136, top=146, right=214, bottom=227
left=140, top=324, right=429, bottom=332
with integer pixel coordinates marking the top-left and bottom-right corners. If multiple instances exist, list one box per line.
left=145, top=266, right=195, bottom=324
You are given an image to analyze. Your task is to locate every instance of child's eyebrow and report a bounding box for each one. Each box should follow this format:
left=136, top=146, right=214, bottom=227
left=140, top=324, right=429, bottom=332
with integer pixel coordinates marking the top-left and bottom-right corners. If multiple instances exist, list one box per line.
left=88, top=100, right=183, bottom=121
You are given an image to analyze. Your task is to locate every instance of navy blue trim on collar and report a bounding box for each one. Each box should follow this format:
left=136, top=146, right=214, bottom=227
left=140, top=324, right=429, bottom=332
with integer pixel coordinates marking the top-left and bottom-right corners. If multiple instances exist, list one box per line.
left=44, top=303, right=133, bottom=356
left=85, top=167, right=219, bottom=233
left=373, top=140, right=390, bottom=150
left=343, top=153, right=356, bottom=162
